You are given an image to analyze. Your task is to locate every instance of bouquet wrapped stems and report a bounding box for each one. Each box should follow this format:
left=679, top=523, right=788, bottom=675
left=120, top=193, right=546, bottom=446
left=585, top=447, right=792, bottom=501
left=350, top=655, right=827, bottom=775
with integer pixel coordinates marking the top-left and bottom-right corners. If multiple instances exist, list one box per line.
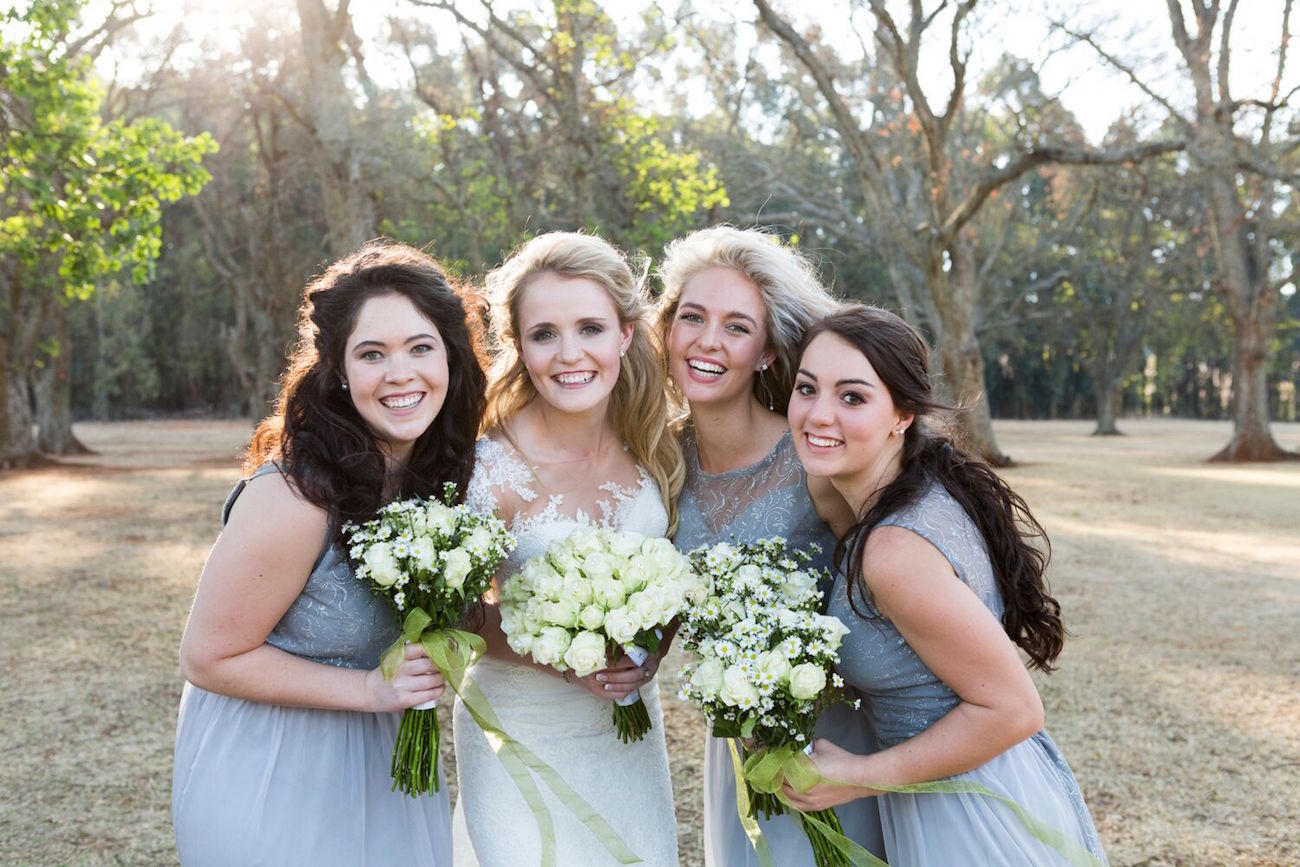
left=391, top=702, right=441, bottom=796
left=611, top=641, right=654, bottom=743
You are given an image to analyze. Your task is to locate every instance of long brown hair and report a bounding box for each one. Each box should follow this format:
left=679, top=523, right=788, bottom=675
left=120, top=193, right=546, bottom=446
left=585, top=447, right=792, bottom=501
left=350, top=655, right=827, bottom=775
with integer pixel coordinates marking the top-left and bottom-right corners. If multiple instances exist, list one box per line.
left=247, top=240, right=487, bottom=534
left=810, top=304, right=1065, bottom=671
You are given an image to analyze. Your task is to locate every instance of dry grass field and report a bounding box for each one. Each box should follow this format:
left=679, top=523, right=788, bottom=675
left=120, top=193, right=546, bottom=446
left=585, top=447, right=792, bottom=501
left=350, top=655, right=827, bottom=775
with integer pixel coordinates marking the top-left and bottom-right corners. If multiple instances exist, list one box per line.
left=1, top=418, right=1297, bottom=866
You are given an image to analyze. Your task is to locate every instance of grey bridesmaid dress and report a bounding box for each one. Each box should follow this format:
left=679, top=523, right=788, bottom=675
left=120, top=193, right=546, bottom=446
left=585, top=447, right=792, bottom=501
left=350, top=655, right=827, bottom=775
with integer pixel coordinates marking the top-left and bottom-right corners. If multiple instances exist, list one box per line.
left=829, top=482, right=1107, bottom=866
left=171, top=465, right=451, bottom=866
left=674, top=427, right=886, bottom=867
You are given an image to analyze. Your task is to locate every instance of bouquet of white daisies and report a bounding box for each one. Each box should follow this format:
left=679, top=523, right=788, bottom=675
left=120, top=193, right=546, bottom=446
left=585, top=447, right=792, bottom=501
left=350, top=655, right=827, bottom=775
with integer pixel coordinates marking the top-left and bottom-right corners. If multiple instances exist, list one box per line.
left=678, top=537, right=857, bottom=867
left=499, top=527, right=705, bottom=742
left=344, top=483, right=514, bottom=796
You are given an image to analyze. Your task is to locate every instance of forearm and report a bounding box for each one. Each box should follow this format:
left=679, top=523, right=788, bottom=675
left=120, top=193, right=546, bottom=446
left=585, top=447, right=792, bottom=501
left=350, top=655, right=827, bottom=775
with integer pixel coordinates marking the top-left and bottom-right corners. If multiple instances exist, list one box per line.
left=846, top=700, right=1038, bottom=793
left=183, top=642, right=376, bottom=712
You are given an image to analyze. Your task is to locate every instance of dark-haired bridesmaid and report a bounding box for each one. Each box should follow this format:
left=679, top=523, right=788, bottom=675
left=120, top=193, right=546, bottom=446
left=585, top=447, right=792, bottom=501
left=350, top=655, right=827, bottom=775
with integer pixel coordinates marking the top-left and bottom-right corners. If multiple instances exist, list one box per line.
left=172, top=241, right=487, bottom=866
left=782, top=304, right=1107, bottom=866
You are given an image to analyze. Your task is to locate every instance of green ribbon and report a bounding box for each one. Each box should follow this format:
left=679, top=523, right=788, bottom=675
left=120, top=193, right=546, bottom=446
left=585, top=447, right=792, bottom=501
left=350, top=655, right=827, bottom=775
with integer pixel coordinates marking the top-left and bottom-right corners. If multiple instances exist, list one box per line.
left=384, top=607, right=642, bottom=866
left=731, top=739, right=1105, bottom=867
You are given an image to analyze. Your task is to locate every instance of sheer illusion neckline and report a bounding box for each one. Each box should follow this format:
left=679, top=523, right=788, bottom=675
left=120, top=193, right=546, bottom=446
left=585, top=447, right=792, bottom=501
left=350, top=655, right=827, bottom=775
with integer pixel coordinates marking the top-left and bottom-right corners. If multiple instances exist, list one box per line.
left=690, top=427, right=793, bottom=481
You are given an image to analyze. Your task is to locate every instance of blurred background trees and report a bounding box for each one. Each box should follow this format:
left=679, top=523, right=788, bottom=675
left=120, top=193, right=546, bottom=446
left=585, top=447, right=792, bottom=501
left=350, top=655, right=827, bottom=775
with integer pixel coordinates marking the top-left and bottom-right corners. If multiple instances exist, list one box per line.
left=2, top=0, right=1296, bottom=466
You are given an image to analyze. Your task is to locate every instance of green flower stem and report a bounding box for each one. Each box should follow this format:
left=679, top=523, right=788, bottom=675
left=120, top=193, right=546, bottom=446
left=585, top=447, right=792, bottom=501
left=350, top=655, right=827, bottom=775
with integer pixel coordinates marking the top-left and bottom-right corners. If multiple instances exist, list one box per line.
left=612, top=696, right=652, bottom=743
left=391, top=707, right=441, bottom=796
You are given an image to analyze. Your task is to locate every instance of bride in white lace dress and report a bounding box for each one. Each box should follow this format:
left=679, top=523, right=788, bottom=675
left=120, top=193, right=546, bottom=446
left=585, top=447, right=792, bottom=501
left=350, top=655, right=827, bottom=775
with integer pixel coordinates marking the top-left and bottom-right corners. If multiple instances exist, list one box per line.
left=451, top=233, right=685, bottom=867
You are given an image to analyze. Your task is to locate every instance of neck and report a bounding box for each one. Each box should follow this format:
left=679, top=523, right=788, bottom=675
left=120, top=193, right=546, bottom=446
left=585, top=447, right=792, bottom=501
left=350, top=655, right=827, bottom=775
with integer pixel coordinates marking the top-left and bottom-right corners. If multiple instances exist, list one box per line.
left=520, top=398, right=618, bottom=461
left=836, top=445, right=905, bottom=517
left=690, top=394, right=786, bottom=474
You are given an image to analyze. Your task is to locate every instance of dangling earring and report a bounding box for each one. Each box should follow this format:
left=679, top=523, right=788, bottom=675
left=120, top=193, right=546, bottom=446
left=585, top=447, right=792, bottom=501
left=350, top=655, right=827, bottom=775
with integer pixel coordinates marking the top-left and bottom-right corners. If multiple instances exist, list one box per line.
left=756, top=363, right=775, bottom=411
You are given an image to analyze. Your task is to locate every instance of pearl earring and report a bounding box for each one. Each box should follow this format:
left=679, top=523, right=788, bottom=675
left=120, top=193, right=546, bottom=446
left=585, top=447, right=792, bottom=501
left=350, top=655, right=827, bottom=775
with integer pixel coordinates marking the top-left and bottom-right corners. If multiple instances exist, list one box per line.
left=341, top=381, right=349, bottom=391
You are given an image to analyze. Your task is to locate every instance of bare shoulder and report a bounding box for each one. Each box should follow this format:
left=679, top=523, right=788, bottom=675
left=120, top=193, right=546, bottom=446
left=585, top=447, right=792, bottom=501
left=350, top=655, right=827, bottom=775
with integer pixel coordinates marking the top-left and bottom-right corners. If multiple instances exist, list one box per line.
left=860, top=524, right=961, bottom=621
left=221, top=469, right=330, bottom=556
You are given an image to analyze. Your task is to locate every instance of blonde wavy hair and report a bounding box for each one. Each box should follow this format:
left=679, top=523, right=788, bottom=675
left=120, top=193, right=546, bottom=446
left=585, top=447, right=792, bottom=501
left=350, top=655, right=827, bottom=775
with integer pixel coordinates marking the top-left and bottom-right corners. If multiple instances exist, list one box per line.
left=657, top=226, right=839, bottom=415
left=483, top=232, right=684, bottom=533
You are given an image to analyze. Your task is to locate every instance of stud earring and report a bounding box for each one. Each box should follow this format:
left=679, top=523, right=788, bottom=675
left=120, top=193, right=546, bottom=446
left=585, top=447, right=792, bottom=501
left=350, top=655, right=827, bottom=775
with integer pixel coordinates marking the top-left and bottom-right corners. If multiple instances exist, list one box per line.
left=759, top=362, right=769, bottom=372
left=341, top=381, right=349, bottom=391
left=892, top=428, right=903, bottom=437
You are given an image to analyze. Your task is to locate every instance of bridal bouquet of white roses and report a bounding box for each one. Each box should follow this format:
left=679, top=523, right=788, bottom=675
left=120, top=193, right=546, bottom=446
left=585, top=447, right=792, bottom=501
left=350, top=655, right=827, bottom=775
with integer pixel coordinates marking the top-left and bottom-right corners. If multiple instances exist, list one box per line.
left=678, top=537, right=859, bottom=867
left=500, top=527, right=705, bottom=742
left=344, top=483, right=514, bottom=797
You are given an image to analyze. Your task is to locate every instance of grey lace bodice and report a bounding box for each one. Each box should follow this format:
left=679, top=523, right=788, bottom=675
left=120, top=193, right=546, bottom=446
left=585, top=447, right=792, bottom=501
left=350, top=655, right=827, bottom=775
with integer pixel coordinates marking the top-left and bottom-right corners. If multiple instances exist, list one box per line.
left=674, top=427, right=835, bottom=575
left=222, top=464, right=398, bottom=670
left=829, top=482, right=1002, bottom=747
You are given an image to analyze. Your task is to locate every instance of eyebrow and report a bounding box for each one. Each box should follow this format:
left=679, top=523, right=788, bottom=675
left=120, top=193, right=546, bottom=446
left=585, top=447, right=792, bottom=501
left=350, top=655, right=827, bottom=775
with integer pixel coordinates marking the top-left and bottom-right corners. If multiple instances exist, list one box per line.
left=795, top=368, right=877, bottom=389
left=679, top=301, right=759, bottom=327
left=351, top=333, right=439, bottom=350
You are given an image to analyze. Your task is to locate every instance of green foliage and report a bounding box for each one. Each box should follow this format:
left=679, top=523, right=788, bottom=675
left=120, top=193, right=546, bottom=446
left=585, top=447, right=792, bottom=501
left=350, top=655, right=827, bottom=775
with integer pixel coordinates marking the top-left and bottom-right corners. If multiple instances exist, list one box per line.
left=0, top=1, right=216, bottom=302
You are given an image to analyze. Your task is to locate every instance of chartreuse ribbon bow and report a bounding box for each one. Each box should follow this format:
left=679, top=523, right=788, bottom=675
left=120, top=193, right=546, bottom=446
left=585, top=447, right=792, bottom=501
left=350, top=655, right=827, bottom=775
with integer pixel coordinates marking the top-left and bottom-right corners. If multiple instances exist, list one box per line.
left=729, top=740, right=1105, bottom=867
left=382, top=607, right=642, bottom=867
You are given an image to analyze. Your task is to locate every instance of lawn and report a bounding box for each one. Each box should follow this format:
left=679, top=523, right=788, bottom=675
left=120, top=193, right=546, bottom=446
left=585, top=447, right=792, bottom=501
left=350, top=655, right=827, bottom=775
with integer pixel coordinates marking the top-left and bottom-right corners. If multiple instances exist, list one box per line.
left=1, top=418, right=1297, bottom=866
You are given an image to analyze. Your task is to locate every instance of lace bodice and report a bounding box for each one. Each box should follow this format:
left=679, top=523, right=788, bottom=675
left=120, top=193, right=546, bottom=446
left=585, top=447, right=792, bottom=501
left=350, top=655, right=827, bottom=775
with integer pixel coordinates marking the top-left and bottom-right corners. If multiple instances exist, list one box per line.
left=466, top=435, right=668, bottom=578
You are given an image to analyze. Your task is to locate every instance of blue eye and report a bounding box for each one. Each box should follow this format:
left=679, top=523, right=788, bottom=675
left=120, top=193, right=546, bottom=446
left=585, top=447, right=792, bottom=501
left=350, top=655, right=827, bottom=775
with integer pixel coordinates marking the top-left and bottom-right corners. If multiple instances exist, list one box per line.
left=530, top=329, right=555, bottom=342
left=794, top=382, right=815, bottom=396
left=679, top=311, right=703, bottom=324
left=580, top=323, right=605, bottom=335
left=361, top=350, right=382, bottom=361
left=726, top=323, right=751, bottom=335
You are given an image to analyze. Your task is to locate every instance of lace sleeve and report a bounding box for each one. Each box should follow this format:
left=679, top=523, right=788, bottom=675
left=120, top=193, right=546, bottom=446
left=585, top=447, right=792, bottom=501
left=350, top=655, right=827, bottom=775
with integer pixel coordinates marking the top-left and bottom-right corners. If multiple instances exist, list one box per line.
left=465, top=436, right=537, bottom=519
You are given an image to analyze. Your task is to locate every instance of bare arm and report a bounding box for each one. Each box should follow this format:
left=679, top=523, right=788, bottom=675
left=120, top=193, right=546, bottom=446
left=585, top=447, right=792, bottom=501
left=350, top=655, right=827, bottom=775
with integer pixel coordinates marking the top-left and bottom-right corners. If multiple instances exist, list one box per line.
left=785, top=524, right=1043, bottom=809
left=179, top=472, right=444, bottom=712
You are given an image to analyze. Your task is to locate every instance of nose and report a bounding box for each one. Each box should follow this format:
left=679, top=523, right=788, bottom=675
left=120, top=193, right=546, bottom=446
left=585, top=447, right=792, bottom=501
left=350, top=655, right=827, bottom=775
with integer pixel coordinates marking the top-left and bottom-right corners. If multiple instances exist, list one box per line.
left=385, top=352, right=414, bottom=383
left=806, top=391, right=835, bottom=426
left=698, top=321, right=722, bottom=350
left=557, top=332, right=583, bottom=364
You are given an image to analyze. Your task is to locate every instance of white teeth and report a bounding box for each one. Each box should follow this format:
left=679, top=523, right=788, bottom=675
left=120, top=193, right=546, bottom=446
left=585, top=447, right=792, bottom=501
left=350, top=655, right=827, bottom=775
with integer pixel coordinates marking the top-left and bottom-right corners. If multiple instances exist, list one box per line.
left=381, top=394, right=422, bottom=409
left=556, top=371, right=595, bottom=385
left=688, top=360, right=725, bottom=375
left=806, top=434, right=841, bottom=448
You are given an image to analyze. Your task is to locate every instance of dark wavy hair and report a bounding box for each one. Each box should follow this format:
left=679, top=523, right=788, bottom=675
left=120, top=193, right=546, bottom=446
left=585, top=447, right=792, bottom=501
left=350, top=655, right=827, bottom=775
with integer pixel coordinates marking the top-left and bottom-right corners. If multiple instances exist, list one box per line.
left=245, top=240, right=487, bottom=537
left=810, top=305, right=1065, bottom=671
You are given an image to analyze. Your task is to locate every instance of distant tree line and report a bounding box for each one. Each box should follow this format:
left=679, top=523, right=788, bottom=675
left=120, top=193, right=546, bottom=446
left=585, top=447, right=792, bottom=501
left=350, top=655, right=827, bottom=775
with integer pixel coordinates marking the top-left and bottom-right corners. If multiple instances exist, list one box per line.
left=3, top=0, right=1297, bottom=467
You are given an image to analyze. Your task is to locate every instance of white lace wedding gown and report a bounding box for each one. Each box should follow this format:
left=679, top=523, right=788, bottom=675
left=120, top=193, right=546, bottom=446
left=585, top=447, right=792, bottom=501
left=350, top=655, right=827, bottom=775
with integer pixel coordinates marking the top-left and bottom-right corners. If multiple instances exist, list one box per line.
left=450, top=436, right=679, bottom=867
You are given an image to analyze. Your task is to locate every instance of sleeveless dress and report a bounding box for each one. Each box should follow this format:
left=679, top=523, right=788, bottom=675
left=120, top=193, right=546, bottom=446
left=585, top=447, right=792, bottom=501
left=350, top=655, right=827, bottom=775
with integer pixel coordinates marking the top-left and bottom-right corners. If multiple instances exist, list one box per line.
left=674, top=427, right=886, bottom=867
left=829, top=482, right=1107, bottom=866
left=449, top=436, right=679, bottom=867
left=172, top=464, right=452, bottom=867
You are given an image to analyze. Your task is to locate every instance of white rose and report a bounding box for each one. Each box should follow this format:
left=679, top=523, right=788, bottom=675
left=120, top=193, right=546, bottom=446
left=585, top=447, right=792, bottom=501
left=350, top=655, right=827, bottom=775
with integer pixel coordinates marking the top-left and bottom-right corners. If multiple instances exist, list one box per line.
left=592, top=575, right=626, bottom=609
left=424, top=503, right=455, bottom=536
left=530, top=627, right=573, bottom=666
left=578, top=604, right=606, bottom=631
left=442, top=548, right=473, bottom=590
left=602, top=607, right=641, bottom=645
left=608, top=531, right=645, bottom=558
left=626, top=590, right=664, bottom=628
left=782, top=569, right=819, bottom=598
left=580, top=551, right=617, bottom=583
left=536, top=567, right=566, bottom=599
left=689, top=658, right=724, bottom=694
left=562, top=572, right=595, bottom=606
left=719, top=665, right=759, bottom=707
left=571, top=530, right=606, bottom=558
left=620, top=556, right=652, bottom=594
left=756, top=650, right=792, bottom=683
left=789, top=663, right=827, bottom=700
left=721, top=599, right=747, bottom=624
left=363, top=543, right=402, bottom=588
left=507, top=631, right=534, bottom=656
left=544, top=599, right=581, bottom=629
left=816, top=614, right=850, bottom=647
left=464, top=525, right=492, bottom=552
left=563, top=631, right=608, bottom=677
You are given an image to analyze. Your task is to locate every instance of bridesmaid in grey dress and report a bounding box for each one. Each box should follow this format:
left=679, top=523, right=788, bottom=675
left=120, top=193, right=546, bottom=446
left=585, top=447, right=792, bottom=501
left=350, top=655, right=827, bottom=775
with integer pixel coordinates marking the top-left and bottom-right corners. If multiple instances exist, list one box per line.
left=172, top=242, right=487, bottom=866
left=785, top=304, right=1107, bottom=866
left=657, top=226, right=885, bottom=866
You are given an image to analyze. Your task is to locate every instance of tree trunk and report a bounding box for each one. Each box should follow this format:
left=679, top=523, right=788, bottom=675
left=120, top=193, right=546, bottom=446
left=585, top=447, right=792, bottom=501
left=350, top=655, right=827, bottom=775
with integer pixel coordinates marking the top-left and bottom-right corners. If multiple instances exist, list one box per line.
left=1092, top=373, right=1123, bottom=436
left=1210, top=315, right=1296, bottom=461
left=34, top=302, right=92, bottom=455
left=1, top=362, right=37, bottom=468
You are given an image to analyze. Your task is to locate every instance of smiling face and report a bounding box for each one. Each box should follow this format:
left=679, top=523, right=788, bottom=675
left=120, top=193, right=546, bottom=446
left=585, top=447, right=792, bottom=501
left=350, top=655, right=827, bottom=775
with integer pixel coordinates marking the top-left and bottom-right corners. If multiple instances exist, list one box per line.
left=342, top=292, right=450, bottom=466
left=788, top=331, right=912, bottom=504
left=666, top=266, right=772, bottom=410
left=516, top=273, right=633, bottom=418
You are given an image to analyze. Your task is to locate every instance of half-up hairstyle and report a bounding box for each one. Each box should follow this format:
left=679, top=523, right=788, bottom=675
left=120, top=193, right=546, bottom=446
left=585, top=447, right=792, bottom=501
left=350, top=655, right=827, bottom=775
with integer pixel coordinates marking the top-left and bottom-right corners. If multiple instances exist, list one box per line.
left=813, top=304, right=1065, bottom=671
left=482, top=231, right=684, bottom=533
left=657, top=226, right=838, bottom=415
left=246, top=239, right=488, bottom=538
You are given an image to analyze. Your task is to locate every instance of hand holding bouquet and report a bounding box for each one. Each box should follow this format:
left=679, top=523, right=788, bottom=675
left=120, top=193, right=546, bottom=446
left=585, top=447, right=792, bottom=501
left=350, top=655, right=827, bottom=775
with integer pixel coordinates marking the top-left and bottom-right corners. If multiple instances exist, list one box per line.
left=500, top=527, right=705, bottom=742
left=678, top=538, right=860, bottom=867
left=345, top=483, right=514, bottom=796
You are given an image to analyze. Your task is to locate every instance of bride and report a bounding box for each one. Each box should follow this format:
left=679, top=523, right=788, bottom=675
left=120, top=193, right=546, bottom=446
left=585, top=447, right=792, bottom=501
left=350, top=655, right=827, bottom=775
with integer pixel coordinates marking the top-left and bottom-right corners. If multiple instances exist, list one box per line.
left=451, top=232, right=684, bottom=866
